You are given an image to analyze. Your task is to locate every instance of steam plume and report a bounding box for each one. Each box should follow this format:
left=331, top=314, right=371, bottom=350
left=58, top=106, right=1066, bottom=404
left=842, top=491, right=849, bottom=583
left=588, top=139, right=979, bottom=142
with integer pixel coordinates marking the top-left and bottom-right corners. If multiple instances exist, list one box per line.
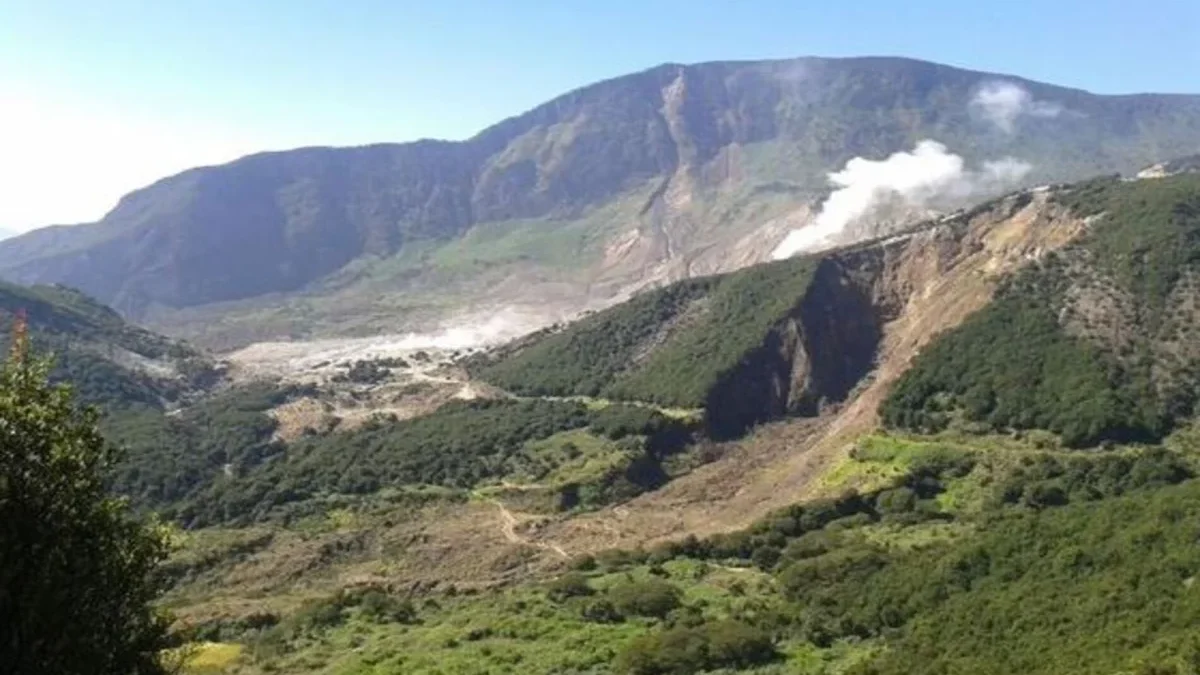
left=771, top=140, right=1031, bottom=259
left=971, top=81, right=1063, bottom=133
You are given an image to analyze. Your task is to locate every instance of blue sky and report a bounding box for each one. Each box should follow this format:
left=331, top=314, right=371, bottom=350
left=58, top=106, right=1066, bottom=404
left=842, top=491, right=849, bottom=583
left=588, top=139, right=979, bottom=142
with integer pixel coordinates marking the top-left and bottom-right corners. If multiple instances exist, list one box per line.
left=2, top=0, right=1199, bottom=231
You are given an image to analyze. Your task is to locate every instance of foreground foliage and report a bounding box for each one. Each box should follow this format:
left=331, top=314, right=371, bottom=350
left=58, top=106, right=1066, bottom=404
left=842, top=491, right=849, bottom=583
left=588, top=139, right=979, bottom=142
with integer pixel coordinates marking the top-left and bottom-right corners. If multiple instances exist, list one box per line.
left=0, top=339, right=173, bottom=674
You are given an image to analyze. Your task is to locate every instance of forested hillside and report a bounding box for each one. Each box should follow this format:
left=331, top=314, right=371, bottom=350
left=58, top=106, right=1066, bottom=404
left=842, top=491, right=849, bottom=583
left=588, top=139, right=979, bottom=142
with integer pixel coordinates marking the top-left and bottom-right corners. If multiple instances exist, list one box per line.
left=473, top=254, right=822, bottom=434
left=0, top=281, right=215, bottom=408
left=107, top=389, right=700, bottom=528
left=884, top=173, right=1200, bottom=446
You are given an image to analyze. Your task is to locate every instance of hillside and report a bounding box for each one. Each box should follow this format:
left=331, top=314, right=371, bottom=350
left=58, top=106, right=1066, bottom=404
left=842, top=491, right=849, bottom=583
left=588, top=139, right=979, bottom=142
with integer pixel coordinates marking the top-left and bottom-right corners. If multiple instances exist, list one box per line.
left=4, top=56, right=1200, bottom=348
left=0, top=280, right=216, bottom=408
left=479, top=172, right=1200, bottom=461
left=884, top=173, right=1200, bottom=446
left=470, top=253, right=866, bottom=439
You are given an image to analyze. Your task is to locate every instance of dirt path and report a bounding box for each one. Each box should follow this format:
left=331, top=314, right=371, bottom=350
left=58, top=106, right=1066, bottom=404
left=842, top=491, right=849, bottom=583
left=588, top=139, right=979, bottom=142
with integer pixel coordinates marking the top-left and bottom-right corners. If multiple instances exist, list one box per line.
left=482, top=495, right=569, bottom=559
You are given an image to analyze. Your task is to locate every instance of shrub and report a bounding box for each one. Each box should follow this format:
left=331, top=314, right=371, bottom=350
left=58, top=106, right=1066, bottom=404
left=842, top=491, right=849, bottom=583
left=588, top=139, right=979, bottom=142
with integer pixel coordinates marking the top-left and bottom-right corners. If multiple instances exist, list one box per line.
left=579, top=599, right=623, bottom=623
left=546, top=572, right=594, bottom=602
left=616, top=620, right=778, bottom=674
left=358, top=590, right=417, bottom=624
left=608, top=579, right=682, bottom=619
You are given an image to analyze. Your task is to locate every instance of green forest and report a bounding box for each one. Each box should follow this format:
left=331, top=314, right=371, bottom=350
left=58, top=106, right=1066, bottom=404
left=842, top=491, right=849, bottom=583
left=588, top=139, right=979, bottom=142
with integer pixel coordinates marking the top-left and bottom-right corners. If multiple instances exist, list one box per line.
left=107, top=392, right=697, bottom=528
left=474, top=255, right=819, bottom=409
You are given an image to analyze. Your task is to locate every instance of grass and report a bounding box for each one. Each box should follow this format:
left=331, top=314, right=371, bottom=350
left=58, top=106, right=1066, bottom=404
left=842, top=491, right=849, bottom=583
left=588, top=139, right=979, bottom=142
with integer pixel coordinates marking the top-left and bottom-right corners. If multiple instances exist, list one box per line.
left=172, top=551, right=898, bottom=675
left=852, top=520, right=972, bottom=551
left=178, top=642, right=244, bottom=674
left=819, top=433, right=972, bottom=493
left=817, top=431, right=1102, bottom=515
left=511, top=429, right=633, bottom=487
left=783, top=639, right=886, bottom=675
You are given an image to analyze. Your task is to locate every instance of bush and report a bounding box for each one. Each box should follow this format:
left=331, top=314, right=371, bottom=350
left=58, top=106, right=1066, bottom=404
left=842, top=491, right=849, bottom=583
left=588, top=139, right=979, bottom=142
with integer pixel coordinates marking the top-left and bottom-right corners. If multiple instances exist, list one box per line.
left=292, top=598, right=345, bottom=633
left=616, top=620, right=778, bottom=674
left=579, top=599, right=623, bottom=623
left=570, top=554, right=598, bottom=571
left=751, top=545, right=782, bottom=571
left=358, top=590, right=416, bottom=624
left=546, top=572, right=594, bottom=602
left=607, top=579, right=682, bottom=619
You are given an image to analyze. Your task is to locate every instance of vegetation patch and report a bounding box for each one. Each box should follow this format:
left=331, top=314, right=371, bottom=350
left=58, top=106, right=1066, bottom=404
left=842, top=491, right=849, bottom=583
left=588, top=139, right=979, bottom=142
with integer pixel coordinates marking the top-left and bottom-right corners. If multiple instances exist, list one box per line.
left=475, top=255, right=819, bottom=416
left=111, top=397, right=699, bottom=527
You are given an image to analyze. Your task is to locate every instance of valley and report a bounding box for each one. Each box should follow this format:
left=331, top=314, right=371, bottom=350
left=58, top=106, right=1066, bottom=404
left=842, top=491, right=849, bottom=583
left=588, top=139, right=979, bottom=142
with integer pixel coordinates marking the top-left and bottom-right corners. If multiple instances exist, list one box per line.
left=7, top=47, right=1200, bottom=675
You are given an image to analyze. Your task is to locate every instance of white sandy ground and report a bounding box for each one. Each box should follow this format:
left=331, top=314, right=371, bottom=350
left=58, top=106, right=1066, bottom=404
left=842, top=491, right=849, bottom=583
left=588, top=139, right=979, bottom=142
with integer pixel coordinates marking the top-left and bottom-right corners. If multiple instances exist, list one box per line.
left=223, top=307, right=549, bottom=381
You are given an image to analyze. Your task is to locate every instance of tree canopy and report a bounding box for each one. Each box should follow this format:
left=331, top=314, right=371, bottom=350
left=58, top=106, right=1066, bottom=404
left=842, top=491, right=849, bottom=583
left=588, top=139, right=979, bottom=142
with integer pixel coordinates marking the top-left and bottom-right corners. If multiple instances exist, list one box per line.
left=0, top=328, right=173, bottom=675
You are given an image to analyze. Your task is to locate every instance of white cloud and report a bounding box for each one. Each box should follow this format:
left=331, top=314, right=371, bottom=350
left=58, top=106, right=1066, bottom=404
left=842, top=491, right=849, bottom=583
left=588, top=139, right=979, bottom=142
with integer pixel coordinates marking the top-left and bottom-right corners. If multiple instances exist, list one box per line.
left=970, top=81, right=1063, bottom=133
left=772, top=140, right=1031, bottom=259
left=0, top=88, right=281, bottom=232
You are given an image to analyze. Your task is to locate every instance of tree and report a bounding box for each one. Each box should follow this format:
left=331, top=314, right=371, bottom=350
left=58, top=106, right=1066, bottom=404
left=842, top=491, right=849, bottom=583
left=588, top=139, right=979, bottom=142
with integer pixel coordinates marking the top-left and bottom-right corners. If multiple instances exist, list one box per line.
left=0, top=324, right=173, bottom=675
left=607, top=579, right=682, bottom=619
left=546, top=572, right=594, bottom=602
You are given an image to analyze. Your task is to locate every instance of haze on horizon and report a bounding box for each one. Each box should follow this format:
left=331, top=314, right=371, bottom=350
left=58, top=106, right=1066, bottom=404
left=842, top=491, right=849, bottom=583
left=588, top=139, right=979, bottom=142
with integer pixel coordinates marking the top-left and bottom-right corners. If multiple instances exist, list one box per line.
left=2, top=0, right=1198, bottom=234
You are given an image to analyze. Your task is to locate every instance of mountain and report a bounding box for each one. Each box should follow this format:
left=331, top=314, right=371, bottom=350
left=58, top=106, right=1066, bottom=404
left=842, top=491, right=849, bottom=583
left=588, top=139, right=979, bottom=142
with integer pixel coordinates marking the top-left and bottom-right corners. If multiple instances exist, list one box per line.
left=5, top=56, right=1200, bottom=349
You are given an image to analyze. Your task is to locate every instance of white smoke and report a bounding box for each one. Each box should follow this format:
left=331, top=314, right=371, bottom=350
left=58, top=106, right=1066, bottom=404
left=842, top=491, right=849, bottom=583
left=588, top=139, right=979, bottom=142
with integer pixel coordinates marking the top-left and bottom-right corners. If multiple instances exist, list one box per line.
left=970, top=81, right=1064, bottom=133
left=771, top=140, right=1031, bottom=259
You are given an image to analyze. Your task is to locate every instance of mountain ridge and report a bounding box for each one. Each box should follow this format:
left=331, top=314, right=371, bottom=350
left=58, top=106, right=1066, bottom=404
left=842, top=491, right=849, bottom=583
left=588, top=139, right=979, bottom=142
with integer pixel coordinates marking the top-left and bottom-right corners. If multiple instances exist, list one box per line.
left=5, top=55, right=1200, bottom=348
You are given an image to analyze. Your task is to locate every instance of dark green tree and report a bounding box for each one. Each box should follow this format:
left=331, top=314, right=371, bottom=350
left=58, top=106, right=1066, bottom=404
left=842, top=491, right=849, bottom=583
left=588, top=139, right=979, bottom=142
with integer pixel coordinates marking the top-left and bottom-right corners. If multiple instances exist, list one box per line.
left=0, top=325, right=173, bottom=675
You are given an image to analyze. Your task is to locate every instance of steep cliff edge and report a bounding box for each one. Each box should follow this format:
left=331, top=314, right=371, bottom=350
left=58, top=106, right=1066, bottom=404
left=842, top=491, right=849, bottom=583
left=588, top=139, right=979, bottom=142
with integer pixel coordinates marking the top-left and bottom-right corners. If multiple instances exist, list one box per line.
left=702, top=256, right=882, bottom=437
